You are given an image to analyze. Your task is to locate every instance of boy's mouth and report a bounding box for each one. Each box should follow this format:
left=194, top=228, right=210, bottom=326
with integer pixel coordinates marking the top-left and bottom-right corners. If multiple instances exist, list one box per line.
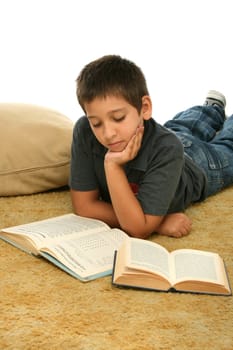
left=107, top=140, right=125, bottom=151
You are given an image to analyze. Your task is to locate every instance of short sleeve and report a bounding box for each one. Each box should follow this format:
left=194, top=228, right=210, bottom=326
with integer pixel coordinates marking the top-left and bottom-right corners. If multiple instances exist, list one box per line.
left=69, top=117, right=98, bottom=191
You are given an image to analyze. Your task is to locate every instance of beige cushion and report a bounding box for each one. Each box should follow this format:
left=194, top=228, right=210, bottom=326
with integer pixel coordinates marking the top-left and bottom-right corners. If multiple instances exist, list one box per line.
left=0, top=103, right=74, bottom=196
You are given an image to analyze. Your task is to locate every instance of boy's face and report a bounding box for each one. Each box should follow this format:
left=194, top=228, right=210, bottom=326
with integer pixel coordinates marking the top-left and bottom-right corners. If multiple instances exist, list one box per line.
left=84, top=95, right=152, bottom=152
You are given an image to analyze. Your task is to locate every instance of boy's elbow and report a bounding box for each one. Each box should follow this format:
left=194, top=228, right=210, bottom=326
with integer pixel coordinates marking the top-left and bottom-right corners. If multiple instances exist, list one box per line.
left=120, top=215, right=162, bottom=240
left=121, top=225, right=152, bottom=240
left=131, top=231, right=152, bottom=239
left=72, top=206, right=92, bottom=219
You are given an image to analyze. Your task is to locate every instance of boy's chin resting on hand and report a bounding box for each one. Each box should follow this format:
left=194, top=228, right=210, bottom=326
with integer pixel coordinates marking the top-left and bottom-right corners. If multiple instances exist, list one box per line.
left=156, top=213, right=192, bottom=238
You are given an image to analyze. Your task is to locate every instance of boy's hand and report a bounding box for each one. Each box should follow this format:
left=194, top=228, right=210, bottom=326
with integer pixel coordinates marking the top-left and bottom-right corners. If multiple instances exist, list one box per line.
left=105, top=126, right=144, bottom=165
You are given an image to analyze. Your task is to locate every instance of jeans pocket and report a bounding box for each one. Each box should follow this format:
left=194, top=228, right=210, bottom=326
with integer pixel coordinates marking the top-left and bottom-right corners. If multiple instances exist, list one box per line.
left=179, top=134, right=229, bottom=170
left=179, top=135, right=192, bottom=148
left=205, top=144, right=229, bottom=170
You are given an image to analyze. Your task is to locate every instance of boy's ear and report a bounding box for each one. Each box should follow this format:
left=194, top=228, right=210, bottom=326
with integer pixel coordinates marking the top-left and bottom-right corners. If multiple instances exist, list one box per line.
left=141, top=95, right=152, bottom=120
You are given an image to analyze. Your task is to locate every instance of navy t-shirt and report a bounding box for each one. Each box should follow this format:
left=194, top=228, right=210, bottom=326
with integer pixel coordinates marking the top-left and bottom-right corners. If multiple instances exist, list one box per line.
left=69, top=116, right=207, bottom=215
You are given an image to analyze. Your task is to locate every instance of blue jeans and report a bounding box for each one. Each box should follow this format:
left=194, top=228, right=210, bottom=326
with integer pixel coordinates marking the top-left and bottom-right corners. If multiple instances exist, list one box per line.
left=164, top=105, right=233, bottom=197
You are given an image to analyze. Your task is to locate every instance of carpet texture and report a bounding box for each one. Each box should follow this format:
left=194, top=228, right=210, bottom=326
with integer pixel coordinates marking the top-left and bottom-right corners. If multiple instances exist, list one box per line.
left=0, top=188, right=233, bottom=350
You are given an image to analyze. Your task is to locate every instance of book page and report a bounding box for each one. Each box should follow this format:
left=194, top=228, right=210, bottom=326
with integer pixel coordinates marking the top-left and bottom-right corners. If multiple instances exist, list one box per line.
left=127, top=238, right=171, bottom=280
left=171, top=249, right=223, bottom=284
left=40, top=228, right=127, bottom=278
left=1, top=214, right=110, bottom=248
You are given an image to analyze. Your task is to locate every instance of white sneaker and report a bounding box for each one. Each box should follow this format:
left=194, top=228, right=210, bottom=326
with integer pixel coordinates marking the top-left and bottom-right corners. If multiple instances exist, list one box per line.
left=204, top=90, right=226, bottom=108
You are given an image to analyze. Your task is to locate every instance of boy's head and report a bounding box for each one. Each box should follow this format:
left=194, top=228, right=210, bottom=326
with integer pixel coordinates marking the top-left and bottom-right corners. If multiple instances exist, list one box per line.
left=76, top=55, right=149, bottom=114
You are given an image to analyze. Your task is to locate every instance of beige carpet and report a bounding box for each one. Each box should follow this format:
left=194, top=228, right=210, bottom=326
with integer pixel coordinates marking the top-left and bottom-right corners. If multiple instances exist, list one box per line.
left=0, top=187, right=233, bottom=350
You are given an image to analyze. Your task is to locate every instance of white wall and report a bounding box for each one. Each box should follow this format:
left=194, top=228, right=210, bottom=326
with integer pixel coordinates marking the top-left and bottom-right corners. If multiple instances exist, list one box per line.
left=0, top=0, right=232, bottom=124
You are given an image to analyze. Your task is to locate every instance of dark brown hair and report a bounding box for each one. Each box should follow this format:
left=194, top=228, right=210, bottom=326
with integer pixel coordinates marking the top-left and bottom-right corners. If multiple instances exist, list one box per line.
left=76, top=55, right=149, bottom=113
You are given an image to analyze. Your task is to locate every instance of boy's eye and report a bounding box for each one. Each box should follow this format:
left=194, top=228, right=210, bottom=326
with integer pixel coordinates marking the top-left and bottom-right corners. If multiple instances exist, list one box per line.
left=90, top=116, right=125, bottom=128
left=92, top=122, right=101, bottom=128
left=88, top=119, right=101, bottom=128
left=114, top=116, right=125, bottom=122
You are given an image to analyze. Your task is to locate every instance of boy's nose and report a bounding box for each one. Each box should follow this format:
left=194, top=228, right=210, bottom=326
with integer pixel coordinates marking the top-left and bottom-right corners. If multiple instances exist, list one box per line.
left=103, top=124, right=116, bottom=140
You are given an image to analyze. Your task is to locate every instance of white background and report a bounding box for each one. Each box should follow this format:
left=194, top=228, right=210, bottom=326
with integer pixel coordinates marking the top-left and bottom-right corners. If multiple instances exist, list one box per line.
left=0, top=0, right=232, bottom=123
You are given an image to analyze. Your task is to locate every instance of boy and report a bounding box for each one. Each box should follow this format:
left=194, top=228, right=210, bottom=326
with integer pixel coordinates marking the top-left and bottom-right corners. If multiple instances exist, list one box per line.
left=69, top=55, right=233, bottom=239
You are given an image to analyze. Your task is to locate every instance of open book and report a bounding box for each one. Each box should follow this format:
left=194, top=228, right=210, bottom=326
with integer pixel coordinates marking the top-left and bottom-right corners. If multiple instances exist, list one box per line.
left=0, top=214, right=128, bottom=282
left=112, top=237, right=231, bottom=296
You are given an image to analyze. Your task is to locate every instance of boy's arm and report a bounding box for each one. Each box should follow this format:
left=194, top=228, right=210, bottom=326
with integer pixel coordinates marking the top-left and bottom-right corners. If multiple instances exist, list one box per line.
left=71, top=189, right=191, bottom=238
left=70, top=190, right=192, bottom=238
left=105, top=163, right=164, bottom=238
left=103, top=128, right=164, bottom=238
left=71, top=187, right=163, bottom=239
left=70, top=189, right=119, bottom=228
